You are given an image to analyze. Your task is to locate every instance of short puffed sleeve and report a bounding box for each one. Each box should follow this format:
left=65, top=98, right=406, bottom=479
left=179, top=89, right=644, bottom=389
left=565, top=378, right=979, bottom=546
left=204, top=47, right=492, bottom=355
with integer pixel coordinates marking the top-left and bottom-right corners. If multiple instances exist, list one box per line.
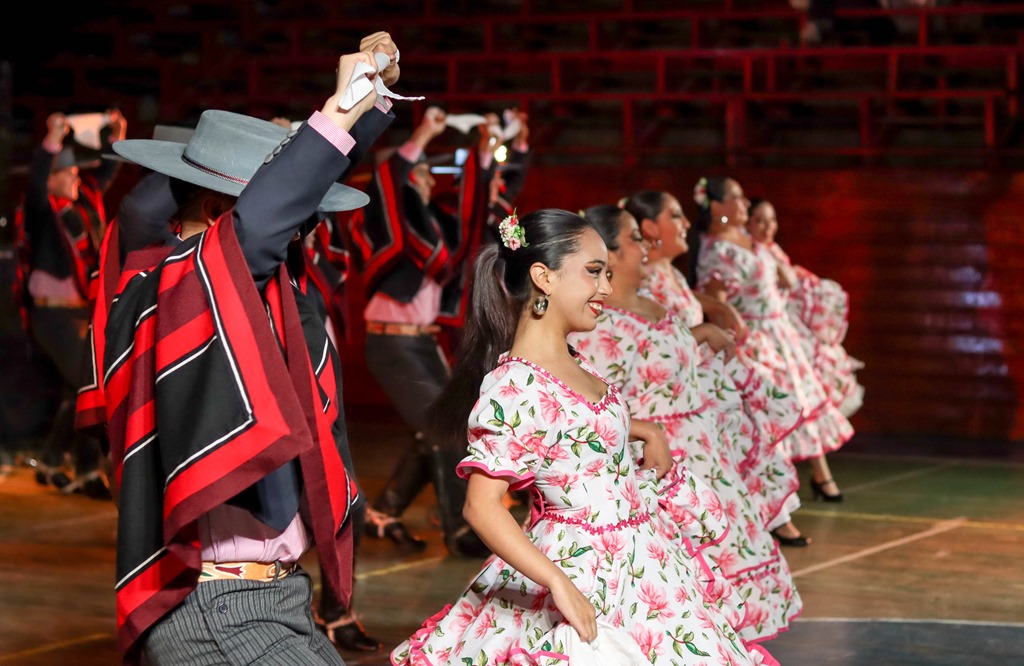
left=456, top=361, right=554, bottom=491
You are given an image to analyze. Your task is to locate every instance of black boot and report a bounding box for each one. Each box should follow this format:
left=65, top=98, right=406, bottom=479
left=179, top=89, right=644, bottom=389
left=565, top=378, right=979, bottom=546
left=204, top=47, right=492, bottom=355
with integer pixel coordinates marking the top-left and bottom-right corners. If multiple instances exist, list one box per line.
left=315, top=588, right=382, bottom=651
left=365, top=437, right=431, bottom=552
left=426, top=443, right=491, bottom=559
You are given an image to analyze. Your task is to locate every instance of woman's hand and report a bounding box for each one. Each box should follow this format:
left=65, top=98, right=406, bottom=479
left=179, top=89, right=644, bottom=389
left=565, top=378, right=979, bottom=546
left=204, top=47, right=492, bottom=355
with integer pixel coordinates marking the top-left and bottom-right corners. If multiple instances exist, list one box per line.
left=464, top=472, right=599, bottom=641
left=630, top=419, right=673, bottom=479
left=699, top=295, right=749, bottom=342
left=691, top=322, right=737, bottom=361
left=549, top=575, right=598, bottom=643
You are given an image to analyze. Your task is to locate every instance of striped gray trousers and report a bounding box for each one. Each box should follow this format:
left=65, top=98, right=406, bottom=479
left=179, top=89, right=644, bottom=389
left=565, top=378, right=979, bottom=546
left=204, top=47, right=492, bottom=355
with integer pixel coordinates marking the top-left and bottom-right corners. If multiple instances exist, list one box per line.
left=141, top=568, right=345, bottom=665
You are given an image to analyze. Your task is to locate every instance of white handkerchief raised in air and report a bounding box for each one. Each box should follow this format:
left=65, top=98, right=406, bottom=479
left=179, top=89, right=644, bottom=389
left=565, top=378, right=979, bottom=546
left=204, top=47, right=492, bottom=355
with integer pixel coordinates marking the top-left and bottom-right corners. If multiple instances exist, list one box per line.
left=67, top=113, right=111, bottom=150
left=445, top=113, right=488, bottom=135
left=550, top=620, right=648, bottom=665
left=501, top=108, right=522, bottom=141
left=338, top=51, right=424, bottom=112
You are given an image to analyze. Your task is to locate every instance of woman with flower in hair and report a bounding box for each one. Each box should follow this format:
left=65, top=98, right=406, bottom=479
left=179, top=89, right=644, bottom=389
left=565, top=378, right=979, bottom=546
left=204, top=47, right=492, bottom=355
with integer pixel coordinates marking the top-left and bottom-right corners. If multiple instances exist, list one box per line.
left=624, top=188, right=812, bottom=546
left=746, top=198, right=865, bottom=419
left=570, top=203, right=803, bottom=646
left=692, top=177, right=853, bottom=506
left=391, top=209, right=776, bottom=666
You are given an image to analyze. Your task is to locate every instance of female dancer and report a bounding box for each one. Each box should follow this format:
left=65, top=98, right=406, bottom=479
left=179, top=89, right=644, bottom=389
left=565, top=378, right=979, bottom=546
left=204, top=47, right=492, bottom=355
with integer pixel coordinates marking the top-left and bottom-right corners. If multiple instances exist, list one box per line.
left=570, top=204, right=802, bottom=644
left=693, top=177, right=853, bottom=503
left=391, top=209, right=775, bottom=665
left=747, top=198, right=865, bottom=419
left=625, top=189, right=812, bottom=545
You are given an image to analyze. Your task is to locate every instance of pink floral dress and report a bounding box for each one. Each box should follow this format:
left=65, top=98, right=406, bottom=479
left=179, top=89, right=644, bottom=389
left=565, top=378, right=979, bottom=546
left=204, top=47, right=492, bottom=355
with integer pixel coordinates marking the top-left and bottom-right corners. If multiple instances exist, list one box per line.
left=391, top=355, right=777, bottom=666
left=764, top=242, right=865, bottom=418
left=570, top=310, right=802, bottom=644
left=696, top=237, right=854, bottom=462
left=643, top=262, right=802, bottom=525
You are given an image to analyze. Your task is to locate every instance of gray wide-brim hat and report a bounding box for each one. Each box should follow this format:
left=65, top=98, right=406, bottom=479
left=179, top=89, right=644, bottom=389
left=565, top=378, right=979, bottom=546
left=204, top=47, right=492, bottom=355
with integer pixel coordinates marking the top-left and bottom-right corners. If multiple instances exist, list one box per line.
left=111, top=109, right=369, bottom=212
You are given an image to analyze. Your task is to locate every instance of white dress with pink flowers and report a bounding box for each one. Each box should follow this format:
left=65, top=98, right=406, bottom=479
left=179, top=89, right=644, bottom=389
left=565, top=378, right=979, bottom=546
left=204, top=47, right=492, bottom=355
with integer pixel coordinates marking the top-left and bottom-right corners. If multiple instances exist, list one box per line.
left=696, top=237, right=854, bottom=462
left=764, top=242, right=865, bottom=418
left=570, top=309, right=802, bottom=644
left=642, top=262, right=803, bottom=525
left=391, top=354, right=777, bottom=666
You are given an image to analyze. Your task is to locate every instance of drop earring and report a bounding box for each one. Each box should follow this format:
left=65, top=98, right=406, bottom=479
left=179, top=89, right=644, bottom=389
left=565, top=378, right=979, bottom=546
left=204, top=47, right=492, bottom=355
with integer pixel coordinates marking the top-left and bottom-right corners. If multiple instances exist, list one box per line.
left=533, top=294, right=549, bottom=316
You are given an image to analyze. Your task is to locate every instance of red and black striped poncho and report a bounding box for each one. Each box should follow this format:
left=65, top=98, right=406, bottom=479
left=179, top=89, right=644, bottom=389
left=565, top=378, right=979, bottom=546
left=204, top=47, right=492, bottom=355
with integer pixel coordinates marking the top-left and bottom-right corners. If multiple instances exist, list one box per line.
left=102, top=214, right=357, bottom=662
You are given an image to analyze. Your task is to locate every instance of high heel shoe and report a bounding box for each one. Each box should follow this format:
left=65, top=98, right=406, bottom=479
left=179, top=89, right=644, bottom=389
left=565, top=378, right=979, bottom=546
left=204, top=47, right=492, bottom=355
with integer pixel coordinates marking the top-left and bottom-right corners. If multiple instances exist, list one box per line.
left=770, top=528, right=812, bottom=547
left=364, top=507, right=428, bottom=553
left=810, top=477, right=844, bottom=503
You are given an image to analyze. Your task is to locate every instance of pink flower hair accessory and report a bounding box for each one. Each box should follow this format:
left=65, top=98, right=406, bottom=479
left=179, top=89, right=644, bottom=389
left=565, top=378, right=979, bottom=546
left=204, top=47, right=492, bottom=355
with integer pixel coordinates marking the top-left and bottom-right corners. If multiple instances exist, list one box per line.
left=498, top=210, right=529, bottom=250
left=693, top=177, right=709, bottom=210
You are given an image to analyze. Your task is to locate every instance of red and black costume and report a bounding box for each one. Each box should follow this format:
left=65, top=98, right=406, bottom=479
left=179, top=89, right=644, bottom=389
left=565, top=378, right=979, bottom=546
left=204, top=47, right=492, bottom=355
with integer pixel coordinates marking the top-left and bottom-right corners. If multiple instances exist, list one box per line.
left=102, top=115, right=389, bottom=661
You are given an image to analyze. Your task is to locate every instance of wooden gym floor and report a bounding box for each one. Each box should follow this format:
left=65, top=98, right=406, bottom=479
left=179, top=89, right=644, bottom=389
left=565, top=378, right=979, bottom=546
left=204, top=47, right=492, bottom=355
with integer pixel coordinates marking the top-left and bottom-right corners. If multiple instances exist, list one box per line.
left=2, top=417, right=1023, bottom=666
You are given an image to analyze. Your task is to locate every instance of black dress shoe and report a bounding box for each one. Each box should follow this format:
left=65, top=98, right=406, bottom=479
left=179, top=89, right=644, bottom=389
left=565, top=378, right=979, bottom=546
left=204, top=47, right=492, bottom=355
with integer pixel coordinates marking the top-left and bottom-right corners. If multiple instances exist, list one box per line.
left=446, top=526, right=491, bottom=559
left=810, top=477, right=844, bottom=503
left=771, top=528, right=812, bottom=547
left=364, top=508, right=428, bottom=553
left=81, top=476, right=113, bottom=500
left=35, top=470, right=72, bottom=489
left=318, top=615, right=382, bottom=652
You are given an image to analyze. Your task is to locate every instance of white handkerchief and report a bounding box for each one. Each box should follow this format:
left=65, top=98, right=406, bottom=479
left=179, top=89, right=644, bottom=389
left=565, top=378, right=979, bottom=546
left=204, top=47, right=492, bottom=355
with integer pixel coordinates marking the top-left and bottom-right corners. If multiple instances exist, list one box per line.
left=66, top=113, right=110, bottom=150
left=338, top=51, right=424, bottom=111
left=550, top=620, right=648, bottom=665
left=501, top=108, right=522, bottom=141
left=445, top=113, right=488, bottom=135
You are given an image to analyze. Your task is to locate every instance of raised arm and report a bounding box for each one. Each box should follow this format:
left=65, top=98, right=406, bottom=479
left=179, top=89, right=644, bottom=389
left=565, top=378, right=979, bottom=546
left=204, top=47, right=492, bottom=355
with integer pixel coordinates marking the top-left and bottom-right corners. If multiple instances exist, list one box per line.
left=234, top=52, right=378, bottom=288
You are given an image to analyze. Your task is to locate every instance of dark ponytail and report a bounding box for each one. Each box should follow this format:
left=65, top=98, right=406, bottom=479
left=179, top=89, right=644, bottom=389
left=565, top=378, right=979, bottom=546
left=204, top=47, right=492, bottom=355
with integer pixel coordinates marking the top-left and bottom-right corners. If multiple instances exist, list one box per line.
left=430, top=208, right=595, bottom=448
left=622, top=190, right=665, bottom=239
left=581, top=204, right=626, bottom=251
left=687, top=176, right=728, bottom=287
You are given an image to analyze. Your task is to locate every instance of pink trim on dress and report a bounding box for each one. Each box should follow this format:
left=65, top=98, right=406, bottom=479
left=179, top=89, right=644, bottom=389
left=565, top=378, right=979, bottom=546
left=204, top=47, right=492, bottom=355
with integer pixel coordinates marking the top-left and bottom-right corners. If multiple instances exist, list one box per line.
left=604, top=304, right=675, bottom=331
left=456, top=460, right=535, bottom=491
left=540, top=510, right=651, bottom=535
left=507, top=647, right=570, bottom=663
left=500, top=355, right=618, bottom=415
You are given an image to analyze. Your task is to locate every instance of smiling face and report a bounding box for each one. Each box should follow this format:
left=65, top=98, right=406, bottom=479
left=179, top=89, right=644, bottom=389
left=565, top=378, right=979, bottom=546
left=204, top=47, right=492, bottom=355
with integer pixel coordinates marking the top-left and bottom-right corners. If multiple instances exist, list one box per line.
left=711, top=178, right=751, bottom=227
left=747, top=200, right=778, bottom=243
left=652, top=193, right=690, bottom=258
left=608, top=210, right=649, bottom=290
left=543, top=227, right=612, bottom=333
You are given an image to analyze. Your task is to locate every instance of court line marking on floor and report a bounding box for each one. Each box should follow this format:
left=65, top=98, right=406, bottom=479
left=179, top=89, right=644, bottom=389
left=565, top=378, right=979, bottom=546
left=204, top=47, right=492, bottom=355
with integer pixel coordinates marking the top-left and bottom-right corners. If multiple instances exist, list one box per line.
left=0, top=633, right=110, bottom=663
left=791, top=516, right=966, bottom=578
left=355, top=555, right=448, bottom=581
left=841, top=462, right=954, bottom=495
left=796, top=508, right=1024, bottom=532
left=837, top=450, right=1024, bottom=470
left=795, top=617, right=1024, bottom=628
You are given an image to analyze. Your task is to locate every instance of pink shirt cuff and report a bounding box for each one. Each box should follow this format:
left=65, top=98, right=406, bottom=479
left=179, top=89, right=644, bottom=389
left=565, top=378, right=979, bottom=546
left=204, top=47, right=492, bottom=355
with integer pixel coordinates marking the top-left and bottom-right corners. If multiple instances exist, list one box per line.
left=42, top=139, right=62, bottom=154
left=375, top=98, right=393, bottom=114
left=398, top=140, right=423, bottom=164
left=308, top=111, right=356, bottom=156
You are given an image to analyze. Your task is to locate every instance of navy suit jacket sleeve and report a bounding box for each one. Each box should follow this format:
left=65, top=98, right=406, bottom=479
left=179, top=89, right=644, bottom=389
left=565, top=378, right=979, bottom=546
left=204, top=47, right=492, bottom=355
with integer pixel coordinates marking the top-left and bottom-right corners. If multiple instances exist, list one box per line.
left=342, top=106, right=395, bottom=180
left=234, top=121, right=353, bottom=289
